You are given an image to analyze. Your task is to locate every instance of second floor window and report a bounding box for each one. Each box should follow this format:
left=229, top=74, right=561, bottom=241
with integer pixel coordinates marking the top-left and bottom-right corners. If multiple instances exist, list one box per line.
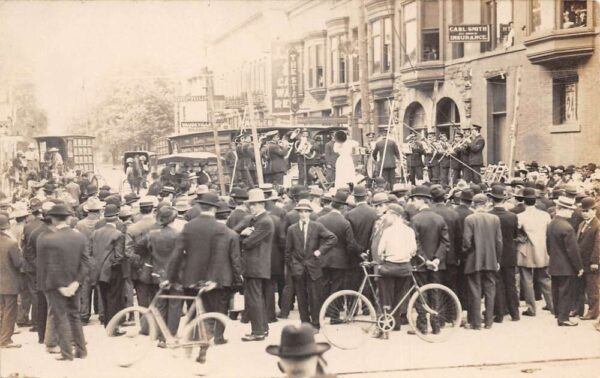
left=308, top=43, right=325, bottom=89
left=330, top=34, right=347, bottom=85
left=422, top=0, right=440, bottom=61
left=371, top=17, right=392, bottom=74
left=403, top=1, right=417, bottom=66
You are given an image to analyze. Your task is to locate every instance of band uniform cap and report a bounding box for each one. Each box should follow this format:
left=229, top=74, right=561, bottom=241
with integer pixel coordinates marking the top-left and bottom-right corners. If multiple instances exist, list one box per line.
left=352, top=184, right=368, bottom=198
left=157, top=206, right=177, bottom=225
left=230, top=187, right=249, bottom=200
left=266, top=324, right=330, bottom=358
left=246, top=188, right=268, bottom=203
left=331, top=190, right=349, bottom=204
left=119, top=205, right=133, bottom=218
left=84, top=197, right=105, bottom=211
left=0, top=214, right=10, bottom=230
left=429, top=184, right=446, bottom=201
left=472, top=124, right=483, bottom=130
left=294, top=199, right=313, bottom=212
left=139, top=196, right=156, bottom=208
left=487, top=185, right=507, bottom=200
left=555, top=196, right=577, bottom=210
left=408, top=185, right=432, bottom=199
left=47, top=204, right=73, bottom=217
left=472, top=193, right=489, bottom=205
left=196, top=192, right=221, bottom=208
left=174, top=199, right=192, bottom=213
left=580, top=197, right=597, bottom=210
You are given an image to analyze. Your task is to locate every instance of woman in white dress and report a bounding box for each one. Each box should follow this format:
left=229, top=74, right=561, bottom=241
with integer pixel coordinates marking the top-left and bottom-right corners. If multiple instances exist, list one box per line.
left=333, top=130, right=358, bottom=188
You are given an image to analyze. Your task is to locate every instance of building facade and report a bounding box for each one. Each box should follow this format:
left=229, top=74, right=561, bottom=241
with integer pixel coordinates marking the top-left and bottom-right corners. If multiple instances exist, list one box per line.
left=207, top=0, right=599, bottom=166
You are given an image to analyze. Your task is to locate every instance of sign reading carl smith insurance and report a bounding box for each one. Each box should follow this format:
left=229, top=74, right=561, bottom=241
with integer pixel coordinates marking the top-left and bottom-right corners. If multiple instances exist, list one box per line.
left=448, top=24, right=490, bottom=42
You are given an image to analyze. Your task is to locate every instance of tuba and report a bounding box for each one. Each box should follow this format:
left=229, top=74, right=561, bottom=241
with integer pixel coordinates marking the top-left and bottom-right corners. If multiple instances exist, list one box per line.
left=294, top=137, right=316, bottom=159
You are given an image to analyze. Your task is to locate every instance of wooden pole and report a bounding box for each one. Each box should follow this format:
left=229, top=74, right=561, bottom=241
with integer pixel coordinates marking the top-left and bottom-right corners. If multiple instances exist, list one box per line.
left=246, top=90, right=264, bottom=186
left=206, top=70, right=227, bottom=194
left=507, top=66, right=522, bottom=175
left=356, top=0, right=371, bottom=135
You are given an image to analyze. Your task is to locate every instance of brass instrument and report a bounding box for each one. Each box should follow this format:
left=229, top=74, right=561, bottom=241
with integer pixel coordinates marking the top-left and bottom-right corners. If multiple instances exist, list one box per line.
left=294, top=136, right=317, bottom=159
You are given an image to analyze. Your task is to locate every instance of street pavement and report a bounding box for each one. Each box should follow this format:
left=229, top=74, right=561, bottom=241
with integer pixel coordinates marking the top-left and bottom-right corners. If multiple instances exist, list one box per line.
left=2, top=299, right=599, bottom=378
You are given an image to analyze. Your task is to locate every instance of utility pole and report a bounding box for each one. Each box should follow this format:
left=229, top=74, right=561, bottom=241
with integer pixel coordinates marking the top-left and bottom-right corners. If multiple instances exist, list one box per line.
left=206, top=69, right=227, bottom=194
left=246, top=90, right=264, bottom=186
left=357, top=0, right=372, bottom=137
left=508, top=66, right=522, bottom=174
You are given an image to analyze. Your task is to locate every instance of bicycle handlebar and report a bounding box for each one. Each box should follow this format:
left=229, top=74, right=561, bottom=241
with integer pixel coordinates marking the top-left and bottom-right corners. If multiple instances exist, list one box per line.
left=359, top=253, right=438, bottom=272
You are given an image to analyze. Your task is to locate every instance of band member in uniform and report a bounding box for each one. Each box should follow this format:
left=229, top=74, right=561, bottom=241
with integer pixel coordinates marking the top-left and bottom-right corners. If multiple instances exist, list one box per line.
left=424, top=131, right=440, bottom=184
left=405, top=132, right=424, bottom=185
left=371, top=130, right=400, bottom=188
left=297, top=129, right=316, bottom=187
left=238, top=135, right=256, bottom=188
left=449, top=132, right=465, bottom=184
left=465, top=124, right=485, bottom=184
left=265, top=131, right=289, bottom=185
left=438, top=134, right=451, bottom=185
left=323, top=133, right=337, bottom=184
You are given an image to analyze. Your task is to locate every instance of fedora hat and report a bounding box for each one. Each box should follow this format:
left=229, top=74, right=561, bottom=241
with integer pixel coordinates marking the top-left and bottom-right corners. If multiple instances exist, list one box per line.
left=246, top=188, right=268, bottom=204
left=0, top=214, right=10, bottom=230
left=103, top=204, right=120, bottom=218
left=266, top=324, right=330, bottom=358
left=555, top=196, right=577, bottom=210
left=47, top=204, right=73, bottom=217
left=564, top=183, right=579, bottom=196
left=196, top=192, right=220, bottom=208
left=517, top=187, right=537, bottom=200
left=29, top=198, right=43, bottom=213
left=458, top=189, right=474, bottom=202
left=119, top=205, right=133, bottom=218
left=429, top=185, right=446, bottom=201
left=84, top=197, right=104, bottom=211
left=157, top=206, right=177, bottom=225
left=371, top=192, right=390, bottom=206
left=352, top=184, right=368, bottom=198
left=409, top=185, right=432, bottom=199
left=230, top=187, right=249, bottom=200
left=391, top=183, right=411, bottom=196
left=580, top=197, right=597, bottom=211
left=123, top=193, right=140, bottom=205
left=174, top=199, right=192, bottom=213
left=331, top=190, right=349, bottom=205
left=294, top=199, right=313, bottom=212
left=487, top=185, right=507, bottom=200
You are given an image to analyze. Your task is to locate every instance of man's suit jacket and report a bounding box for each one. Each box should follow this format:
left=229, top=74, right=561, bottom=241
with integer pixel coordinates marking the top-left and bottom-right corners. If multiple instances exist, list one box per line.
left=318, top=211, right=362, bottom=270
left=454, top=204, right=473, bottom=259
left=0, top=232, right=23, bottom=295
left=468, top=135, right=485, bottom=166
left=267, top=143, right=288, bottom=174
left=509, top=202, right=526, bottom=215
left=431, top=203, right=461, bottom=266
left=168, top=214, right=242, bottom=288
left=410, top=208, right=449, bottom=271
left=462, top=211, right=503, bottom=274
left=89, top=223, right=126, bottom=283
left=372, top=139, right=400, bottom=169
left=285, top=220, right=337, bottom=280
left=345, top=203, right=378, bottom=253
left=22, top=217, right=44, bottom=273
left=324, top=140, right=338, bottom=168
left=490, top=206, right=519, bottom=267
left=37, top=227, right=89, bottom=291
left=285, top=209, right=318, bottom=231
left=226, top=208, right=249, bottom=230
left=270, top=213, right=286, bottom=276
left=577, top=217, right=600, bottom=272
left=547, top=216, right=582, bottom=276
left=406, top=144, right=424, bottom=167
left=32, top=223, right=53, bottom=291
left=240, top=211, right=274, bottom=279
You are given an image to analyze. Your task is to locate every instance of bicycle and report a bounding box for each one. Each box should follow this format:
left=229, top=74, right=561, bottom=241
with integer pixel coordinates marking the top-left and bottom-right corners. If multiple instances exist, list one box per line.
left=319, top=256, right=462, bottom=349
left=105, top=280, right=229, bottom=367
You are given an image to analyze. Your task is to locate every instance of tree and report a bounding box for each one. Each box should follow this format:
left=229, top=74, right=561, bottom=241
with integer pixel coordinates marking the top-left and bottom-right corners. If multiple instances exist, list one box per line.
left=12, top=82, right=48, bottom=138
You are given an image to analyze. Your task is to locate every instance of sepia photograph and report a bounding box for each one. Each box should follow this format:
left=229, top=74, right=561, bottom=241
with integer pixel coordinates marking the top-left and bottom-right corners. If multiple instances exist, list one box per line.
left=0, top=0, right=598, bottom=377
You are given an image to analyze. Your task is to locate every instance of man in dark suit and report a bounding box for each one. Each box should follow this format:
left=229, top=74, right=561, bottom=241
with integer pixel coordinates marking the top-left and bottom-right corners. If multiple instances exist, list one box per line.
left=408, top=186, right=449, bottom=334
left=265, top=133, right=289, bottom=185
left=0, top=214, right=23, bottom=348
left=547, top=196, right=583, bottom=326
left=463, top=194, right=503, bottom=330
left=405, top=133, right=424, bottom=185
left=372, top=133, right=400, bottom=187
left=89, top=204, right=128, bottom=328
left=488, top=185, right=520, bottom=322
left=226, top=188, right=250, bottom=230
left=453, top=189, right=474, bottom=311
left=464, top=124, right=485, bottom=183
left=238, top=189, right=274, bottom=341
left=38, top=204, right=89, bottom=360
left=20, top=199, right=43, bottom=331
left=285, top=199, right=336, bottom=329
left=323, top=136, right=337, bottom=184
left=575, top=197, right=599, bottom=320
left=318, top=190, right=363, bottom=301
left=449, top=132, right=465, bottom=184
left=167, top=193, right=242, bottom=358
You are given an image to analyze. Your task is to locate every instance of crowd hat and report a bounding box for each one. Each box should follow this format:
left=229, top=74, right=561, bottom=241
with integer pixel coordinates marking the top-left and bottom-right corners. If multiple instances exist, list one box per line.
left=294, top=199, right=313, bottom=212
left=564, top=183, right=579, bottom=197
left=48, top=147, right=59, bottom=152
left=174, top=199, right=192, bottom=213
left=246, top=188, right=268, bottom=204
left=161, top=186, right=176, bottom=194
left=196, top=185, right=210, bottom=196
left=580, top=197, right=597, bottom=211
left=0, top=214, right=10, bottom=230
left=12, top=202, right=30, bottom=218
left=103, top=204, right=120, bottom=218
left=47, top=204, right=73, bottom=217
left=104, top=195, right=122, bottom=208
left=266, top=324, right=330, bottom=358
left=139, top=196, right=156, bottom=208
left=123, top=193, right=140, bottom=205
left=472, top=124, right=482, bottom=130
left=156, top=206, right=177, bottom=225
left=371, top=192, right=390, bottom=206
left=352, top=184, right=368, bottom=198
left=29, top=198, right=43, bottom=213
left=516, top=187, right=537, bottom=200
left=391, top=183, right=411, bottom=196
left=472, top=193, right=489, bottom=205
left=196, top=192, right=220, bottom=208
left=84, top=196, right=104, bottom=211
left=331, top=190, right=349, bottom=205
left=458, top=189, right=474, bottom=202
left=555, top=196, right=577, bottom=210
left=429, top=185, right=446, bottom=201
left=119, top=205, right=133, bottom=218
left=230, top=187, right=249, bottom=200
left=409, top=185, right=432, bottom=199
left=216, top=200, right=232, bottom=216
left=43, top=183, right=55, bottom=194
left=308, top=186, right=324, bottom=198
left=487, top=185, right=507, bottom=200
left=98, top=189, right=111, bottom=201
left=126, top=157, right=134, bottom=163
left=100, top=185, right=112, bottom=192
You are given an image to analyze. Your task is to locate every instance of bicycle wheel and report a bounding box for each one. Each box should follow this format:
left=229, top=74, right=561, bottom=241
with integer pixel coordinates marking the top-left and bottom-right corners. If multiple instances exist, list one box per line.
left=319, top=290, right=377, bottom=350
left=179, top=312, right=230, bottom=363
left=105, top=306, right=158, bottom=367
left=406, top=283, right=462, bottom=343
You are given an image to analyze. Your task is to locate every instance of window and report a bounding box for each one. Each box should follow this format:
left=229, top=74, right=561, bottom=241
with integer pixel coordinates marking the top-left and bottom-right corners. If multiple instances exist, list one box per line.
left=561, top=0, right=587, bottom=29
left=330, top=34, right=347, bottom=85
left=482, top=0, right=513, bottom=52
left=553, top=75, right=578, bottom=125
left=371, top=17, right=392, bottom=74
left=403, top=1, right=417, bottom=66
left=308, top=44, right=325, bottom=89
left=531, top=0, right=555, bottom=33
left=308, top=46, right=314, bottom=88
left=421, top=0, right=440, bottom=61
left=452, top=0, right=464, bottom=59
left=375, top=99, right=390, bottom=125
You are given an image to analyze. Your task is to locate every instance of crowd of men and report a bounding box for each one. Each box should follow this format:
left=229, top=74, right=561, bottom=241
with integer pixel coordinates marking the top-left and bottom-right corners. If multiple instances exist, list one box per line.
left=0, top=156, right=599, bottom=367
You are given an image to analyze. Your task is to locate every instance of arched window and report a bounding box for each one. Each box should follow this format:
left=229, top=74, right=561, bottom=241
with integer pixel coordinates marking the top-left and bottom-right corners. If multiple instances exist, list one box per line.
left=403, top=102, right=426, bottom=137
left=436, top=97, right=461, bottom=139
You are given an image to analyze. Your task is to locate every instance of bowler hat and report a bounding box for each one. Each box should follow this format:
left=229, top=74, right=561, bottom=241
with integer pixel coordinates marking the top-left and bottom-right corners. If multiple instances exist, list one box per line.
left=409, top=185, right=432, bottom=199
left=47, top=204, right=73, bottom=217
left=157, top=206, right=177, bottom=225
left=196, top=192, right=220, bottom=208
left=104, top=195, right=122, bottom=208
left=289, top=185, right=307, bottom=199
left=0, top=214, right=10, bottom=230
left=458, top=189, right=474, bottom=202
left=429, top=185, right=446, bottom=201
left=246, top=188, right=268, bottom=204
left=487, top=185, right=507, bottom=200
left=580, top=197, right=597, bottom=211
left=139, top=196, right=156, bottom=208
left=216, top=200, right=232, bottom=215
left=294, top=199, right=313, bottom=212
left=331, top=190, right=349, bottom=204
left=555, top=196, right=577, bottom=210
left=334, top=130, right=347, bottom=143
left=230, top=187, right=249, bottom=200
left=266, top=324, right=330, bottom=358
left=98, top=189, right=111, bottom=201
left=516, top=187, right=537, bottom=200
left=103, top=204, right=120, bottom=218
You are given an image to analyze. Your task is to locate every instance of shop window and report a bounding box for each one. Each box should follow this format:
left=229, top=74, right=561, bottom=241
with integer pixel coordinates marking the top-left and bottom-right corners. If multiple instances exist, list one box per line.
left=330, top=34, right=347, bottom=85
left=561, top=0, right=587, bottom=29
left=421, top=0, right=440, bottom=61
left=553, top=75, right=578, bottom=125
left=403, top=1, right=417, bottom=66
left=531, top=0, right=555, bottom=33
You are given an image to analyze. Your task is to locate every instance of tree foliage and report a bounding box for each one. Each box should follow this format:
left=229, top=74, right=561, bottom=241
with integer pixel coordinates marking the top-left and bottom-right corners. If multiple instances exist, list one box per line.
left=12, top=82, right=48, bottom=138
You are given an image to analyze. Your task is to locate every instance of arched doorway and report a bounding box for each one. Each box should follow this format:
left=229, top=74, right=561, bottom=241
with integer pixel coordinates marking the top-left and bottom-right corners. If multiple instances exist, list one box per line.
left=403, top=102, right=426, bottom=138
left=435, top=97, right=461, bottom=139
